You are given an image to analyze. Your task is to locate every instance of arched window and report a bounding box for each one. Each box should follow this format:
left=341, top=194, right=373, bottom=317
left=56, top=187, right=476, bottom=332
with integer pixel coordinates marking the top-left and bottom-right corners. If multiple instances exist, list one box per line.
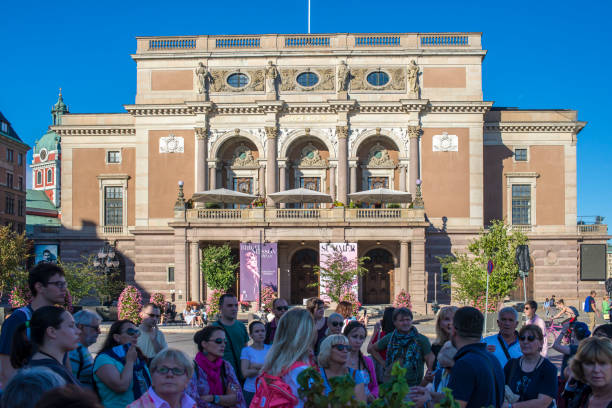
left=47, top=169, right=53, bottom=183
left=36, top=171, right=42, bottom=185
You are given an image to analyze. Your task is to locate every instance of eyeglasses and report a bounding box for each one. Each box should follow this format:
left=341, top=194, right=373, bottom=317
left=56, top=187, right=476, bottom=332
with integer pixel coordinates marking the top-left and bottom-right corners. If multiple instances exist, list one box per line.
left=524, top=307, right=531, bottom=310
left=519, top=335, right=536, bottom=342
left=124, top=328, right=141, bottom=336
left=81, top=324, right=101, bottom=332
left=147, top=313, right=161, bottom=318
left=210, top=338, right=226, bottom=344
left=332, top=344, right=351, bottom=352
left=331, top=321, right=343, bottom=327
left=46, top=281, right=67, bottom=289
left=156, top=366, right=186, bottom=376
left=276, top=306, right=289, bottom=312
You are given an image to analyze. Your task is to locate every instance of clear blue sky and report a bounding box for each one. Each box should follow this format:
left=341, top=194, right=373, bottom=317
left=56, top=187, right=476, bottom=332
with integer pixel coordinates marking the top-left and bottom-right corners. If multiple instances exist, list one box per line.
left=1, top=0, right=610, bottom=227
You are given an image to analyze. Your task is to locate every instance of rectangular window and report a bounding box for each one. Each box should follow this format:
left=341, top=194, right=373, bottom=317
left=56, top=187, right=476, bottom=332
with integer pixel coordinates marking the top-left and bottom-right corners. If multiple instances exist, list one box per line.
left=17, top=223, right=23, bottom=234
left=515, top=148, right=528, bottom=161
left=107, top=151, right=121, bottom=164
left=6, top=173, right=13, bottom=189
left=1, top=122, right=7, bottom=133
left=18, top=153, right=23, bottom=166
left=512, top=184, right=531, bottom=225
left=6, top=149, right=13, bottom=162
left=167, top=266, right=175, bottom=283
left=440, top=266, right=451, bottom=284
left=18, top=177, right=23, bottom=191
left=5, top=196, right=14, bottom=215
left=17, top=200, right=24, bottom=217
left=104, top=186, right=123, bottom=226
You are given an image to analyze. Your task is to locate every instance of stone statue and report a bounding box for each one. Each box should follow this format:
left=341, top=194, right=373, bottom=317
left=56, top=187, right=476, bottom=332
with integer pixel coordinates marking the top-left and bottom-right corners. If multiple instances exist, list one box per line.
left=195, top=62, right=211, bottom=98
left=265, top=61, right=278, bottom=95
left=407, top=60, right=419, bottom=95
left=337, top=61, right=350, bottom=92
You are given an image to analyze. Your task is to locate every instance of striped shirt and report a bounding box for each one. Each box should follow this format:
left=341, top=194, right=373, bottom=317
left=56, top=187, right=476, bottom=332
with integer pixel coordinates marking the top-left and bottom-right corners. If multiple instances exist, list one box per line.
left=69, top=343, right=94, bottom=389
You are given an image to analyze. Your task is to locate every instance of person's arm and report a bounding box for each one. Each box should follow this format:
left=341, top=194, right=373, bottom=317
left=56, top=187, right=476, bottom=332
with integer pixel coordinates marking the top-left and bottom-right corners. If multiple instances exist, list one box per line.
left=424, top=352, right=435, bottom=372
left=240, top=358, right=261, bottom=378
left=149, top=327, right=165, bottom=353
left=552, top=307, right=565, bottom=319
left=552, top=328, right=571, bottom=355
left=95, top=356, right=136, bottom=393
left=354, top=383, right=367, bottom=403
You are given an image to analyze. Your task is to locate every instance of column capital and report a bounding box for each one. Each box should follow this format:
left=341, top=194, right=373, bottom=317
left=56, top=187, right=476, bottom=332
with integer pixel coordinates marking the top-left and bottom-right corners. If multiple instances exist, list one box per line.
left=408, top=125, right=421, bottom=139
left=265, top=126, right=278, bottom=139
left=400, top=240, right=409, bottom=246
left=195, top=127, right=208, bottom=140
left=336, top=125, right=349, bottom=139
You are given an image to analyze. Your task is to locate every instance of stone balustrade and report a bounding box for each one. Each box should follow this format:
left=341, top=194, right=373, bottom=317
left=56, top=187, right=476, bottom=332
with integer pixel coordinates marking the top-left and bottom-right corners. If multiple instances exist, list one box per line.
left=136, top=32, right=482, bottom=54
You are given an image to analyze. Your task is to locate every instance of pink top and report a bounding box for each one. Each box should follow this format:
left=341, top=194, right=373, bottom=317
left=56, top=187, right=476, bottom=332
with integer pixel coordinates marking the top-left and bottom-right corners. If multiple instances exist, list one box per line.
left=127, top=387, right=197, bottom=408
left=526, top=314, right=548, bottom=357
left=362, top=355, right=379, bottom=398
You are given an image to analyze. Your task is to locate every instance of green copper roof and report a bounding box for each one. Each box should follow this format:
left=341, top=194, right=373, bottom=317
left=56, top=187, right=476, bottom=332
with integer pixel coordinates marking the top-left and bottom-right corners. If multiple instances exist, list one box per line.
left=34, top=130, right=60, bottom=154
left=26, top=189, right=58, bottom=211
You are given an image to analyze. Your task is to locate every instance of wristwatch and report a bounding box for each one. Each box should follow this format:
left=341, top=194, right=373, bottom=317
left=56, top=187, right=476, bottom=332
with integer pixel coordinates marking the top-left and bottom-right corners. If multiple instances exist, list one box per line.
left=214, top=395, right=220, bottom=404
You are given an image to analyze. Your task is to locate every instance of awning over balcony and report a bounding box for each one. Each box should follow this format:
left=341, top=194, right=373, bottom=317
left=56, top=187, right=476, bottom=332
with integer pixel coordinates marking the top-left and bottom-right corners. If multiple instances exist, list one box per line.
left=268, top=188, right=333, bottom=204
left=348, top=188, right=412, bottom=203
left=192, top=188, right=257, bottom=205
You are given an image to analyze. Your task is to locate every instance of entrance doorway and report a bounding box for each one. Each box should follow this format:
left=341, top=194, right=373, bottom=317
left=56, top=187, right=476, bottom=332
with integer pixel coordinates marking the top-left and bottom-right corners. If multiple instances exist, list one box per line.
left=363, top=248, right=394, bottom=304
left=291, top=248, right=319, bottom=304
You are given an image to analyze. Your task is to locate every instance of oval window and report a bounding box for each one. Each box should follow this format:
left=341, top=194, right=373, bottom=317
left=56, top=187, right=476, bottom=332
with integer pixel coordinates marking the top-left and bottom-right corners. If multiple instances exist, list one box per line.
left=227, top=73, right=249, bottom=88
left=296, top=72, right=319, bottom=87
left=367, top=71, right=390, bottom=87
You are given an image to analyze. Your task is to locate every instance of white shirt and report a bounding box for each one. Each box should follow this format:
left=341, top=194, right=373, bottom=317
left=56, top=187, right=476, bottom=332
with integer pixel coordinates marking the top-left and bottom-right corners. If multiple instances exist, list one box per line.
left=137, top=326, right=168, bottom=359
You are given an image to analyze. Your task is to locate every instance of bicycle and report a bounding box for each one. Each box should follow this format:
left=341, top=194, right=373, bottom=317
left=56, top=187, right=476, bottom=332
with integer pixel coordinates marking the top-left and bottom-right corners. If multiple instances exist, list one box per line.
left=546, top=318, right=575, bottom=348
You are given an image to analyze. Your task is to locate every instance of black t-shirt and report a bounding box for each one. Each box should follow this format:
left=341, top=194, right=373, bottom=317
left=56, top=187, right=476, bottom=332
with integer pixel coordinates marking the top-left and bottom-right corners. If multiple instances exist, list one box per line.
left=448, top=343, right=505, bottom=408
left=27, top=357, right=81, bottom=385
left=561, top=345, right=579, bottom=380
left=504, top=357, right=557, bottom=406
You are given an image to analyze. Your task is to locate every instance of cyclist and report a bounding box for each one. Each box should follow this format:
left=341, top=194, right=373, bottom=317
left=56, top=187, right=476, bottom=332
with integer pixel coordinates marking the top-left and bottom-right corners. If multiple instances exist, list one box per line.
left=552, top=299, right=578, bottom=326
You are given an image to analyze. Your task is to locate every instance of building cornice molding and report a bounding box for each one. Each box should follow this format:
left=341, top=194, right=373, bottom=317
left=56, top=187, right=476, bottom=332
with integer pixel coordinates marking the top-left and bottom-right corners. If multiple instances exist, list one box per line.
left=428, top=101, right=494, bottom=114
left=485, top=122, right=586, bottom=133
left=52, top=126, right=135, bottom=136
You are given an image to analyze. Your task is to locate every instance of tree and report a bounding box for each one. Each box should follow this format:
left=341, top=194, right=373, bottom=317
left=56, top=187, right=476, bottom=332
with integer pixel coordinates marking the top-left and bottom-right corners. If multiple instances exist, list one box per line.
left=201, top=244, right=238, bottom=291
left=0, top=226, right=30, bottom=299
left=314, top=247, right=368, bottom=303
left=439, top=220, right=528, bottom=309
left=59, top=259, right=100, bottom=304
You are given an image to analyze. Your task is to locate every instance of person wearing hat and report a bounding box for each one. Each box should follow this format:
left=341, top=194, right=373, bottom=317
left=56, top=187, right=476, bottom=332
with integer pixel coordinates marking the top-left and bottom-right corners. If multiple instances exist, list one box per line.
left=553, top=321, right=591, bottom=381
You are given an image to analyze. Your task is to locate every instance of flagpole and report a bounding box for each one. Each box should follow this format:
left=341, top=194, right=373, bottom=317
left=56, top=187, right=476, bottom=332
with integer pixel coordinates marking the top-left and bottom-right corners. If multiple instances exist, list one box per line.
left=308, top=0, right=311, bottom=34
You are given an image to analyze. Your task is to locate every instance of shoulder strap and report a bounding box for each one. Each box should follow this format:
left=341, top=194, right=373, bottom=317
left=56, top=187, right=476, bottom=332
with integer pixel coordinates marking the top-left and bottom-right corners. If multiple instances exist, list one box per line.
left=497, top=335, right=512, bottom=362
left=76, top=345, right=85, bottom=378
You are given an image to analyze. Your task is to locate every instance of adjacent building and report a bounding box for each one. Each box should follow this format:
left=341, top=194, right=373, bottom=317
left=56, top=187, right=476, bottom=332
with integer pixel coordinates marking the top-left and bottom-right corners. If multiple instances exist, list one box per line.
left=42, top=32, right=609, bottom=311
left=0, top=112, right=29, bottom=233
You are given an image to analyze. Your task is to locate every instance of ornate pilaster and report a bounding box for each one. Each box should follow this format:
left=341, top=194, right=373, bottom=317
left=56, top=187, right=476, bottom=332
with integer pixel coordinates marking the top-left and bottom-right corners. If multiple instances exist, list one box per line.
left=208, top=162, right=217, bottom=190
left=195, top=127, right=208, bottom=192
left=400, top=241, right=409, bottom=293
left=336, top=126, right=349, bottom=204
left=349, top=161, right=358, bottom=194
left=265, top=127, right=278, bottom=204
left=189, top=241, right=201, bottom=302
left=278, top=162, right=287, bottom=208
left=408, top=125, right=421, bottom=195
left=329, top=165, right=336, bottom=201
left=399, top=163, right=407, bottom=192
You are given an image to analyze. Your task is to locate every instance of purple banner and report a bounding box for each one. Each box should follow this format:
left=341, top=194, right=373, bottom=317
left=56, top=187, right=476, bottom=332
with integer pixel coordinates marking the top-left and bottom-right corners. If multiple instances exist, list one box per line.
left=240, top=243, right=278, bottom=302
left=319, top=242, right=358, bottom=303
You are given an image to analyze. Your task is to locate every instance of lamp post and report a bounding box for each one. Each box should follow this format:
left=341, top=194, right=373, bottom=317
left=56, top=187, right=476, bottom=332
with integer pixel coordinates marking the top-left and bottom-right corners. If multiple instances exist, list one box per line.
left=92, top=241, right=121, bottom=305
left=413, top=179, right=424, bottom=209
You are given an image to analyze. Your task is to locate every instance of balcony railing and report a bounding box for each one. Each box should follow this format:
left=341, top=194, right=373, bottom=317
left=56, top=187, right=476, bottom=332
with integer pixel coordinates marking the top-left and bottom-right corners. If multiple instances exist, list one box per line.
left=578, top=224, right=608, bottom=234
left=99, top=226, right=125, bottom=235
left=509, top=224, right=533, bottom=233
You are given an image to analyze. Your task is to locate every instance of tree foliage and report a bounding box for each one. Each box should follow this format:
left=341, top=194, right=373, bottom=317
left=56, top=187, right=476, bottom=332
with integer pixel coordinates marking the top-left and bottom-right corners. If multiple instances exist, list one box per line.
left=0, top=226, right=30, bottom=298
left=58, top=258, right=100, bottom=304
left=313, top=247, right=368, bottom=303
left=201, top=244, right=238, bottom=292
left=439, top=220, right=528, bottom=308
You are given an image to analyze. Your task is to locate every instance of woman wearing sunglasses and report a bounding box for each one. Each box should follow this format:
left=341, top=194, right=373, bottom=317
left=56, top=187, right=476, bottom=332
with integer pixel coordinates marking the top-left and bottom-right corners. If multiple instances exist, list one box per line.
left=186, top=326, right=245, bottom=408
left=93, top=320, right=151, bottom=408
left=128, top=348, right=196, bottom=408
left=317, top=335, right=367, bottom=402
left=344, top=321, right=378, bottom=402
left=502, top=325, right=557, bottom=408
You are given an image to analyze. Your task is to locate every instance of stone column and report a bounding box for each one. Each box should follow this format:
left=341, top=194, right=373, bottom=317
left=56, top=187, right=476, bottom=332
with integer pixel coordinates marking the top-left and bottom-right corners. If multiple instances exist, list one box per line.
left=329, top=166, right=336, bottom=200
left=279, top=163, right=286, bottom=208
left=408, top=126, right=421, bottom=194
left=209, top=163, right=216, bottom=190
left=258, top=164, right=266, bottom=195
left=337, top=126, right=348, bottom=204
left=195, top=128, right=208, bottom=192
left=349, top=162, right=358, bottom=193
left=400, top=241, right=409, bottom=292
left=399, top=164, right=407, bottom=192
left=189, top=241, right=201, bottom=302
left=265, top=127, right=278, bottom=204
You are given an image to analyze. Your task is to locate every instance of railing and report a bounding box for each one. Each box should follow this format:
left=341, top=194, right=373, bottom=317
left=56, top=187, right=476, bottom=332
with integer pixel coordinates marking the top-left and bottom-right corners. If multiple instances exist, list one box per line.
left=420, top=34, right=469, bottom=47
left=188, top=209, right=246, bottom=220
left=149, top=38, right=196, bottom=50
left=353, top=208, right=402, bottom=218
left=355, top=36, right=401, bottom=46
left=578, top=224, right=608, bottom=234
left=100, top=226, right=124, bottom=235
left=285, top=36, right=330, bottom=47
left=268, top=209, right=321, bottom=219
left=509, top=224, right=532, bottom=233
left=215, top=37, right=260, bottom=48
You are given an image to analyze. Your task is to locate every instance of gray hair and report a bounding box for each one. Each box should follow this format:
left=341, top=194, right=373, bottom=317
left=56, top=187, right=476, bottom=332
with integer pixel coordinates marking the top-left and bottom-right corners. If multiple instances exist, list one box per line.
left=318, top=334, right=348, bottom=368
left=328, top=313, right=343, bottom=323
left=150, top=348, right=193, bottom=379
left=498, top=306, right=518, bottom=321
left=1, top=367, right=66, bottom=408
left=73, top=309, right=102, bottom=327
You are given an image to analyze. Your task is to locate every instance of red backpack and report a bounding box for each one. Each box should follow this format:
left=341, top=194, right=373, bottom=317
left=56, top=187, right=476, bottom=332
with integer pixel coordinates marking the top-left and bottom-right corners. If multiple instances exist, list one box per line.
left=249, top=361, right=308, bottom=408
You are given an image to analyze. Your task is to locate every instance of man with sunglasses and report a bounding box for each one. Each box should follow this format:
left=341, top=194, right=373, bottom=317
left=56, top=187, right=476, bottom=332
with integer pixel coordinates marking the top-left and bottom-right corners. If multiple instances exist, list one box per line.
left=0, top=263, right=67, bottom=385
left=137, top=303, right=168, bottom=360
left=264, top=298, right=288, bottom=345
left=70, top=309, right=102, bottom=389
left=524, top=300, right=548, bottom=356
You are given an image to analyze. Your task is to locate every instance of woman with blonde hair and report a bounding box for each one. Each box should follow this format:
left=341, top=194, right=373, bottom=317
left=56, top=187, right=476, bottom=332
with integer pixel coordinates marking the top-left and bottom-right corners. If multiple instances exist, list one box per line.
left=568, top=336, right=612, bottom=407
left=317, top=335, right=366, bottom=403
left=259, top=308, right=315, bottom=408
left=432, top=306, right=457, bottom=364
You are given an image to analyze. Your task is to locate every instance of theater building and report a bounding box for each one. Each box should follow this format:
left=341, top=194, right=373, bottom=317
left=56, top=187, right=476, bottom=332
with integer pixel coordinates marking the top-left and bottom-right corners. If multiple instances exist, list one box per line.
left=45, top=32, right=608, bottom=312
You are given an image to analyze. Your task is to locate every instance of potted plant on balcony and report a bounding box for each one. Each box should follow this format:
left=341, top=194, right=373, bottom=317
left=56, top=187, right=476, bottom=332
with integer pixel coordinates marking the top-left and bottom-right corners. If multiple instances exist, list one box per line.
left=332, top=200, right=344, bottom=208
left=251, top=196, right=265, bottom=208
left=387, top=203, right=401, bottom=209
left=205, top=202, right=221, bottom=209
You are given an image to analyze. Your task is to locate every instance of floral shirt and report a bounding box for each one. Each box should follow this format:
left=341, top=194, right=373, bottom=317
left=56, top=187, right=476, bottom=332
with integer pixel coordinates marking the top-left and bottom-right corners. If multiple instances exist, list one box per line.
left=127, top=387, right=196, bottom=408
left=185, top=360, right=246, bottom=408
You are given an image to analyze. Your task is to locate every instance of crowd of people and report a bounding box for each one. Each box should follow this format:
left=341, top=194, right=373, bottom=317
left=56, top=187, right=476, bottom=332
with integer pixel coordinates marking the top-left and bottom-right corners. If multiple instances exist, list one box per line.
left=1, top=263, right=612, bottom=408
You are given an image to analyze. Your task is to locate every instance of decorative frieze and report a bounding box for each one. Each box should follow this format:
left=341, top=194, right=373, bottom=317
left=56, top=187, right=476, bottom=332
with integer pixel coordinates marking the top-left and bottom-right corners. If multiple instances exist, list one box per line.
left=280, top=68, right=334, bottom=92
left=485, top=123, right=583, bottom=132
left=209, top=69, right=265, bottom=93
left=350, top=67, right=406, bottom=91
left=159, top=134, right=184, bottom=153
left=54, top=127, right=135, bottom=136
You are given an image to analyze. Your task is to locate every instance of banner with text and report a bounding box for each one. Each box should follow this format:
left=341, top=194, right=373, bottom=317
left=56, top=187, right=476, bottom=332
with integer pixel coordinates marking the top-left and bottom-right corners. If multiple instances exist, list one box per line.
left=239, top=242, right=278, bottom=301
left=319, top=242, right=358, bottom=303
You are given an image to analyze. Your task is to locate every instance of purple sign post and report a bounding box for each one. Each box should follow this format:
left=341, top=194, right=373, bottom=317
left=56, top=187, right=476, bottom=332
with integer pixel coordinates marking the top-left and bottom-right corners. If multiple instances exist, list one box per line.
left=240, top=243, right=278, bottom=303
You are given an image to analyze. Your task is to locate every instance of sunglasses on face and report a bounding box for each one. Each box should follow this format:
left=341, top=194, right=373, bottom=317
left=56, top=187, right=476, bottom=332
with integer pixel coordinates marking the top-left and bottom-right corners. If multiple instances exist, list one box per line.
left=331, top=321, right=343, bottom=327
left=332, top=344, right=351, bottom=352
left=156, top=366, right=186, bottom=376
left=124, top=328, right=140, bottom=336
left=210, top=338, right=226, bottom=344
left=519, top=335, right=536, bottom=342
left=147, top=313, right=161, bottom=318
left=524, top=307, right=531, bottom=310
left=46, top=280, right=68, bottom=289
left=276, top=306, right=289, bottom=312
left=82, top=324, right=101, bottom=332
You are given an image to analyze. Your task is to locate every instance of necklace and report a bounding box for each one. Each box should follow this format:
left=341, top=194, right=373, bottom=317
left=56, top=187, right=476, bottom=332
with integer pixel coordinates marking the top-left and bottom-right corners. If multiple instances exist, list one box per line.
left=520, top=355, right=542, bottom=372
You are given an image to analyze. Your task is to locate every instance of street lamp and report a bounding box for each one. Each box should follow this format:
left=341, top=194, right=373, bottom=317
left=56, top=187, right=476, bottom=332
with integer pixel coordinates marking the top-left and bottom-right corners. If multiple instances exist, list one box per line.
left=93, top=241, right=120, bottom=272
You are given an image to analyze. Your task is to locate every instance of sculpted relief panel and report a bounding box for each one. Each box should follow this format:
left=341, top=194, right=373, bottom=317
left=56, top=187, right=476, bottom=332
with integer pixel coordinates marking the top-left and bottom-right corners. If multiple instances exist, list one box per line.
left=210, top=69, right=265, bottom=93
left=279, top=68, right=334, bottom=92
left=351, top=67, right=406, bottom=91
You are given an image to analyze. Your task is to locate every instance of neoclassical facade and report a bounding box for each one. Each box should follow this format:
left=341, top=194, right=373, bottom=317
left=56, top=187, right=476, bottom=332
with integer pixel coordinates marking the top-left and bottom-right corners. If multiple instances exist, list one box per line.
left=44, top=32, right=608, bottom=312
